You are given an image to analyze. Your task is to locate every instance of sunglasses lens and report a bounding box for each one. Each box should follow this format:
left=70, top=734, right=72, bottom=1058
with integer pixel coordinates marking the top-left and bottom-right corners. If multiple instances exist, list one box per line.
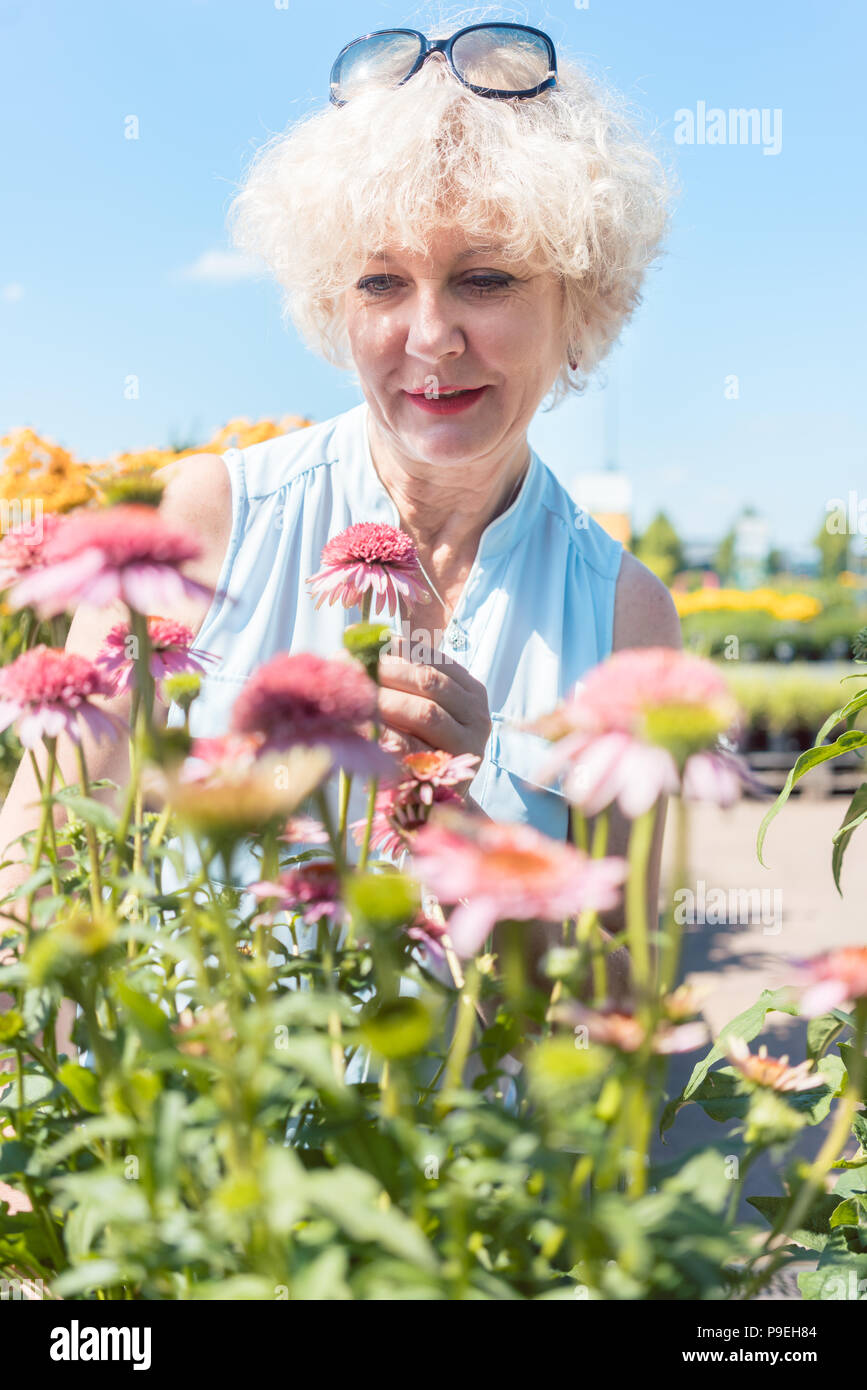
left=332, top=32, right=423, bottom=101
left=450, top=26, right=553, bottom=93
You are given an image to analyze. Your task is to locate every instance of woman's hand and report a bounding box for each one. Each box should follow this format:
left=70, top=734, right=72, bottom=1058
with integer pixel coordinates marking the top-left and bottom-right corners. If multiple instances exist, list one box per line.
left=376, top=650, right=492, bottom=774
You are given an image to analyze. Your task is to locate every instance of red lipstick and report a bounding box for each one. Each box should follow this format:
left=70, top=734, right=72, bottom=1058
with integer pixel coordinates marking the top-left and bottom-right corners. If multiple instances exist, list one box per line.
left=404, top=385, right=490, bottom=414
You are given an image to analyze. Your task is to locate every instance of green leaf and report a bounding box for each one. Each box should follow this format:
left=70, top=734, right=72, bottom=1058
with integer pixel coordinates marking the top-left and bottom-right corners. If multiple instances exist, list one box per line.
left=747, top=1193, right=841, bottom=1251
left=660, top=987, right=799, bottom=1134
left=831, top=783, right=867, bottom=894
left=361, top=997, right=434, bottom=1059
left=54, top=790, right=119, bottom=833
left=830, top=1193, right=867, bottom=1229
left=839, top=1041, right=864, bottom=1084
left=58, top=1060, right=101, bottom=1114
left=304, top=1166, right=438, bottom=1272
left=0, top=1070, right=60, bottom=1111
left=0, top=1140, right=32, bottom=1179
left=52, top=1258, right=126, bottom=1298
left=757, top=731, right=867, bottom=867
left=807, top=1011, right=846, bottom=1061
left=345, top=870, right=420, bottom=930
left=36, top=1114, right=135, bottom=1171
left=814, top=686, right=867, bottom=746
left=111, top=974, right=171, bottom=1043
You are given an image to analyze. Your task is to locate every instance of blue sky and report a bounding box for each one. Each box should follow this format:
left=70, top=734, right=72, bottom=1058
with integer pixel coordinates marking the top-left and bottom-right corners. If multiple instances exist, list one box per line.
left=1, top=0, right=864, bottom=550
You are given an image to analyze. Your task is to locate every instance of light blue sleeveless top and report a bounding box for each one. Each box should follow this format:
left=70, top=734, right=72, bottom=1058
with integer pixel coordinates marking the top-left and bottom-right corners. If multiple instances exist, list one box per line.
left=155, top=401, right=624, bottom=1095
left=165, top=398, right=623, bottom=864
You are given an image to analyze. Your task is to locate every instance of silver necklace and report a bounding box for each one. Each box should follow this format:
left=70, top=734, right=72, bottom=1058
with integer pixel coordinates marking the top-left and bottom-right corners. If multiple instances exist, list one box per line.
left=410, top=463, right=528, bottom=653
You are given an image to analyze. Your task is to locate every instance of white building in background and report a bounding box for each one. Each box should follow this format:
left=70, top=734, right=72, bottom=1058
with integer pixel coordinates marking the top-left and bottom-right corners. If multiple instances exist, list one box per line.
left=733, top=512, right=771, bottom=587
left=570, top=468, right=633, bottom=546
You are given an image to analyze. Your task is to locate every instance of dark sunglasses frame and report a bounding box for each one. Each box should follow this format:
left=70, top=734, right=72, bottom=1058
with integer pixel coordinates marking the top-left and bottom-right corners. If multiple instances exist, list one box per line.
left=329, top=22, right=558, bottom=106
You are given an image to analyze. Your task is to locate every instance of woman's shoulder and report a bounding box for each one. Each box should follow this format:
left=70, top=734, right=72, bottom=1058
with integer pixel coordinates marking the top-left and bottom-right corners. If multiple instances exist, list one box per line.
left=612, top=550, right=682, bottom=651
left=227, top=407, right=358, bottom=502
left=153, top=451, right=235, bottom=635
left=534, top=458, right=624, bottom=581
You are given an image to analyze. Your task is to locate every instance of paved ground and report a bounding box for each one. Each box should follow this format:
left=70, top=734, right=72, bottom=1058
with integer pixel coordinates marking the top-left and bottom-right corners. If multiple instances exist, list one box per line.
left=654, top=794, right=865, bottom=1297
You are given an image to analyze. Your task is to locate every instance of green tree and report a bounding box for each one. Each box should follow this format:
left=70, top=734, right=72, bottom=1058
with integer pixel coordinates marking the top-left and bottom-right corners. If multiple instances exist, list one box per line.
left=814, top=508, right=850, bottom=578
left=714, top=528, right=736, bottom=583
left=635, top=511, right=685, bottom=585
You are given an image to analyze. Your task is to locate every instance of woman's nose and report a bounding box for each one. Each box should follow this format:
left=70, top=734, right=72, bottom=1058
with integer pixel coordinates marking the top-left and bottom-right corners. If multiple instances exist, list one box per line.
left=404, top=286, right=464, bottom=360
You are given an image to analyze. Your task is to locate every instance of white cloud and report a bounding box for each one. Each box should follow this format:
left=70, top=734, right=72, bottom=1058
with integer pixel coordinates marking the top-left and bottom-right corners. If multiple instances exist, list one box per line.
left=175, top=250, right=263, bottom=284
left=2, top=283, right=24, bottom=302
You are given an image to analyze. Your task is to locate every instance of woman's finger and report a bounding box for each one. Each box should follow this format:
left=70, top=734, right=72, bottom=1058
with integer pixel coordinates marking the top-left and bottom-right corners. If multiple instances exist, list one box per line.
left=377, top=686, right=468, bottom=753
left=378, top=653, right=480, bottom=726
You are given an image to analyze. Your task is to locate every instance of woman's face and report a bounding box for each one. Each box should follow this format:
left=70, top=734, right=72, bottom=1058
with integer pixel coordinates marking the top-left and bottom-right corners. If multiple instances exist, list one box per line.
left=344, top=224, right=567, bottom=474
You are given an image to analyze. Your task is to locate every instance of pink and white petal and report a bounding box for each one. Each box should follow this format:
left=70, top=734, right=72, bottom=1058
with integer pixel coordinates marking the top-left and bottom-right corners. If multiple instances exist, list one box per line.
left=10, top=549, right=106, bottom=615
left=78, top=703, right=124, bottom=743
left=565, top=733, right=631, bottom=813
left=443, top=897, right=499, bottom=959
left=616, top=744, right=679, bottom=819
left=654, top=1021, right=710, bottom=1054
left=682, top=752, right=741, bottom=808
left=0, top=700, right=22, bottom=735
left=800, top=979, right=850, bottom=1017
left=17, top=707, right=72, bottom=747
left=328, top=736, right=397, bottom=778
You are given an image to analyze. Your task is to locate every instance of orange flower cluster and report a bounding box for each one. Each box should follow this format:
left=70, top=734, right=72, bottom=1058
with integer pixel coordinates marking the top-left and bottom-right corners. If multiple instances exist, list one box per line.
left=1, top=415, right=314, bottom=513
left=0, top=428, right=95, bottom=514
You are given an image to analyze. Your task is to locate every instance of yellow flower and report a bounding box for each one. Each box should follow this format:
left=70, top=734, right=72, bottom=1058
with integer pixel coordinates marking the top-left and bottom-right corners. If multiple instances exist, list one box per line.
left=671, top=586, right=822, bottom=622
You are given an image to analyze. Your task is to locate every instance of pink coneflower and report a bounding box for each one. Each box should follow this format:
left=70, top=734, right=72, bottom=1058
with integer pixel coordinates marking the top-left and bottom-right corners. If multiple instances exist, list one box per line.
left=279, top=814, right=330, bottom=846
left=94, top=615, right=217, bottom=699
left=0, top=512, right=62, bottom=591
left=352, top=779, right=465, bottom=859
left=398, top=749, right=480, bottom=804
left=726, top=1037, right=819, bottom=1092
left=307, top=522, right=430, bottom=616
left=531, top=648, right=744, bottom=817
left=184, top=731, right=264, bottom=776
left=143, top=739, right=331, bottom=837
left=0, top=645, right=118, bottom=748
left=406, top=909, right=449, bottom=965
left=250, top=860, right=343, bottom=926
left=662, top=983, right=710, bottom=1022
left=797, top=945, right=867, bottom=1017
left=561, top=1002, right=709, bottom=1055
left=410, top=811, right=627, bottom=958
left=8, top=504, right=213, bottom=617
left=231, top=651, right=394, bottom=776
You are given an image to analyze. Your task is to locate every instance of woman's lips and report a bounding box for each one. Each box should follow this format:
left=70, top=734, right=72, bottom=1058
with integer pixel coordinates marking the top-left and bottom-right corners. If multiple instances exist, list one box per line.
left=404, top=385, right=490, bottom=414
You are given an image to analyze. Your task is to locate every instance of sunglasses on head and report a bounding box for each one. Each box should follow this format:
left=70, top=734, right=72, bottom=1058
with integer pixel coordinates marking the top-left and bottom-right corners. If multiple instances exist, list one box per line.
left=329, top=22, right=558, bottom=106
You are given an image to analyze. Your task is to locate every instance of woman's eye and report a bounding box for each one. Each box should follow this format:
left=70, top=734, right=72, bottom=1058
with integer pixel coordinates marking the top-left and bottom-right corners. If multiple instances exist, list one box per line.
left=464, top=275, right=512, bottom=295
left=357, top=275, right=397, bottom=295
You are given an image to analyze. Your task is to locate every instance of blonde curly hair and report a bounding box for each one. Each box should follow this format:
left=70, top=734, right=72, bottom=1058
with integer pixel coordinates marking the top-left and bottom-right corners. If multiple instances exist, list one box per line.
left=227, top=3, right=673, bottom=405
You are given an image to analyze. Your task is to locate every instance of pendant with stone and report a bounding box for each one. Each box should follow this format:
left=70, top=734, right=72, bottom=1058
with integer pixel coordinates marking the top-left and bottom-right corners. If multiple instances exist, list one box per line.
left=446, top=619, right=469, bottom=651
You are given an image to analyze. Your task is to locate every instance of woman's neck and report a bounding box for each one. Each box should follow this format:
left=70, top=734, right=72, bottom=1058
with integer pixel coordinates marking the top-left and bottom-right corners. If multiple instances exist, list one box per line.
left=367, top=415, right=530, bottom=565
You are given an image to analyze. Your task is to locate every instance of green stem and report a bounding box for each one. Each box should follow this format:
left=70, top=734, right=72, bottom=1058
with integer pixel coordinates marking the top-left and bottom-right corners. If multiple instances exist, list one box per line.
left=73, top=741, right=102, bottom=915
left=746, top=1000, right=867, bottom=1296
left=658, top=796, right=688, bottom=997
left=625, top=808, right=655, bottom=1009
left=25, top=739, right=59, bottom=926
left=435, top=962, right=481, bottom=1118
left=337, top=770, right=352, bottom=857
left=315, top=789, right=345, bottom=873
left=358, top=777, right=378, bottom=871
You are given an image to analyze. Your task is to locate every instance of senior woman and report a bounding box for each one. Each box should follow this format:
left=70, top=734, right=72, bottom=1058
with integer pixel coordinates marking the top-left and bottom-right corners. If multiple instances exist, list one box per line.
left=160, top=17, right=679, bottom=982
left=0, top=14, right=681, bottom=1002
